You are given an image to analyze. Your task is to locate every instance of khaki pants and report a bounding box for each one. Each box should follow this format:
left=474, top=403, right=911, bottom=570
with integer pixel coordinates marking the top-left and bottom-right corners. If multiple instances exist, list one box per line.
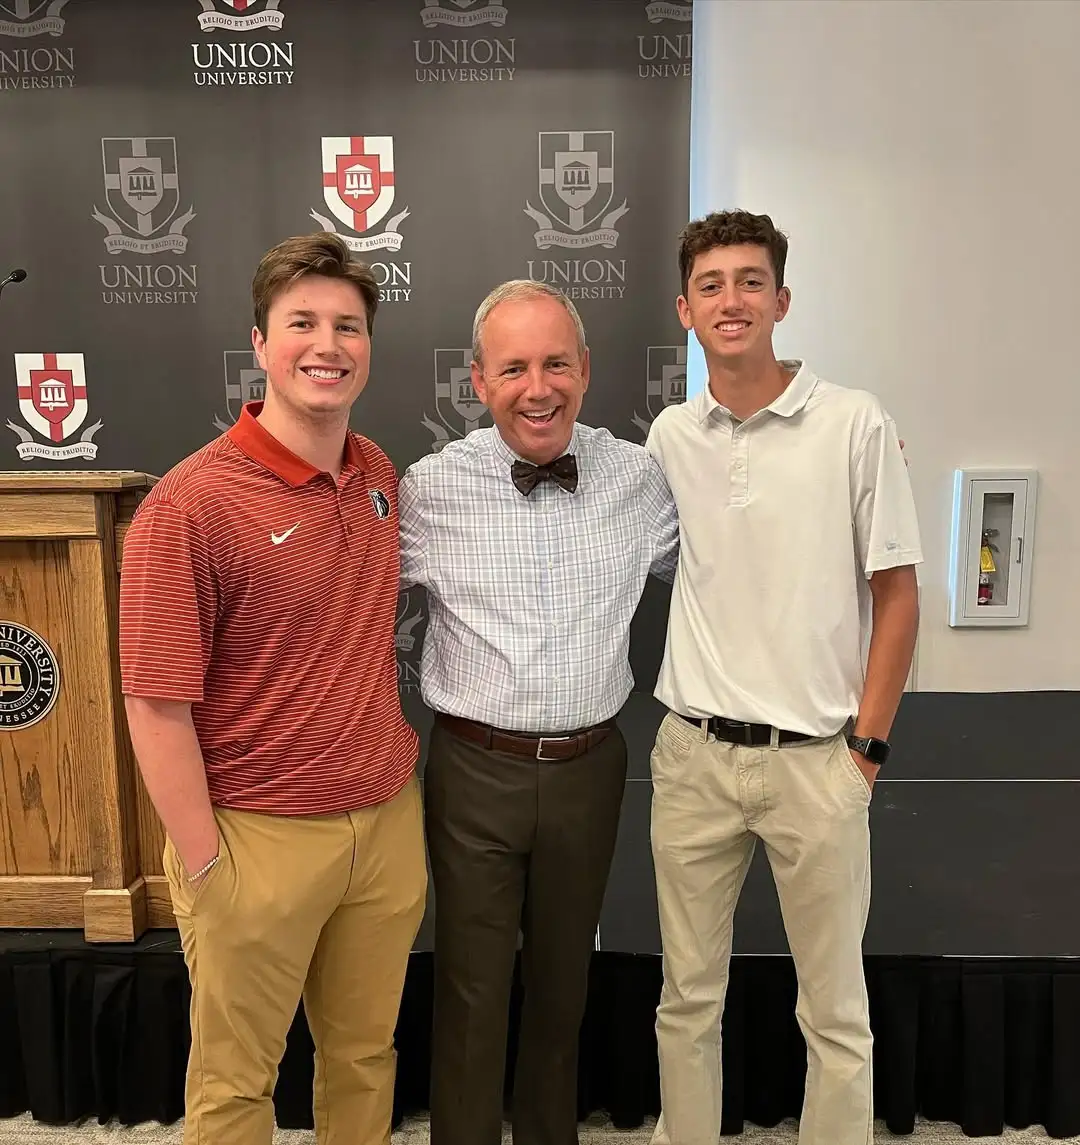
left=650, top=713, right=873, bottom=1145
left=164, top=774, right=427, bottom=1145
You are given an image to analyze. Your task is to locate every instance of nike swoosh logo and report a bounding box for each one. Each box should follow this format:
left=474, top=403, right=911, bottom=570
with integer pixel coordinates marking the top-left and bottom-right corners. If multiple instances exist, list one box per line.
left=270, top=523, right=300, bottom=545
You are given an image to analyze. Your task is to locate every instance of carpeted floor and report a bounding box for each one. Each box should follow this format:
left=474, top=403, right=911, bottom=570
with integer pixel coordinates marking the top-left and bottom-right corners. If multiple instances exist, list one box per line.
left=0, top=1114, right=1071, bottom=1144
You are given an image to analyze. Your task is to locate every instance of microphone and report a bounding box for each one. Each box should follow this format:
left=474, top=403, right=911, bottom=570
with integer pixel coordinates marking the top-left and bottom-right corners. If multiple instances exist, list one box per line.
left=0, top=268, right=27, bottom=299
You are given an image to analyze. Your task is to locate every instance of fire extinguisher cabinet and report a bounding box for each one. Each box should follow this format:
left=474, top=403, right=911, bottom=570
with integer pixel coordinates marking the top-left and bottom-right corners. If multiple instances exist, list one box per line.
left=948, top=468, right=1038, bottom=627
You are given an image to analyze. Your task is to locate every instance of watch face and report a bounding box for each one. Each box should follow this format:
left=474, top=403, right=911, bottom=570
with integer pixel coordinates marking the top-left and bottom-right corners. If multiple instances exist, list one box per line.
left=863, top=738, right=890, bottom=765
left=849, top=735, right=889, bottom=765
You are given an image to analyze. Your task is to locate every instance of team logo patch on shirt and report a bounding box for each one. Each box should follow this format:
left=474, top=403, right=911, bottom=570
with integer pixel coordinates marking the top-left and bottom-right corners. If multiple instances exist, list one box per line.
left=369, top=489, right=391, bottom=519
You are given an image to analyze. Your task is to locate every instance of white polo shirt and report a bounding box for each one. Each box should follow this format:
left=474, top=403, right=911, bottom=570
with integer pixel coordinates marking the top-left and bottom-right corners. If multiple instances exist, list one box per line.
left=646, top=361, right=922, bottom=737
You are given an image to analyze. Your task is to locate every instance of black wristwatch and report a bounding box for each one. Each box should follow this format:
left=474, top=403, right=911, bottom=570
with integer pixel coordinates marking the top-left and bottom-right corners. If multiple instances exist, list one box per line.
left=847, top=734, right=891, bottom=766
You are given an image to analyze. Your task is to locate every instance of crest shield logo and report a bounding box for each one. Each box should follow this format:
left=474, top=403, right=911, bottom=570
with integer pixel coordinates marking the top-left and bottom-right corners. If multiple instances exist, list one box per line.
left=310, top=136, right=409, bottom=253
left=197, top=0, right=284, bottom=32
left=7, top=353, right=103, bottom=461
left=213, top=350, right=266, bottom=432
left=420, top=0, right=506, bottom=28
left=117, top=154, right=165, bottom=220
left=541, top=133, right=611, bottom=232
left=525, top=131, right=629, bottom=249
left=93, top=137, right=196, bottom=255
left=422, top=349, right=492, bottom=453
left=0, top=0, right=69, bottom=38
left=631, top=345, right=686, bottom=439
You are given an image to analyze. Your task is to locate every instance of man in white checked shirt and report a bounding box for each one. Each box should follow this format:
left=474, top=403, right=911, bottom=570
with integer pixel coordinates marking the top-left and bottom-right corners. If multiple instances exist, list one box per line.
left=398, top=280, right=678, bottom=1145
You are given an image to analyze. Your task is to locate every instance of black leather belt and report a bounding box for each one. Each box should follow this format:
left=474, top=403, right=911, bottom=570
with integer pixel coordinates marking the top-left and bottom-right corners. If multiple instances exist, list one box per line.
left=436, top=712, right=615, bottom=761
left=676, top=711, right=816, bottom=747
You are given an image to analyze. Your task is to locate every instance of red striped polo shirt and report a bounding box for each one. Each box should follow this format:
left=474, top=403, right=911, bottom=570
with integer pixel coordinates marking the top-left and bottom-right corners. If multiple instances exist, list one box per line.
left=118, top=402, right=417, bottom=815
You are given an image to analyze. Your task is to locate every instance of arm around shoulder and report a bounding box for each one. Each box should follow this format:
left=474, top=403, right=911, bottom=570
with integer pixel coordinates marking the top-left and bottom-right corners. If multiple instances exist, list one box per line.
left=397, top=465, right=430, bottom=589
left=644, top=406, right=672, bottom=468
left=644, top=452, right=679, bottom=582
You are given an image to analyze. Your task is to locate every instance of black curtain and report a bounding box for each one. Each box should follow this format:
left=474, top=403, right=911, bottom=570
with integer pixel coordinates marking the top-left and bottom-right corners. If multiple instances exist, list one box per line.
left=1, top=934, right=1079, bottom=1138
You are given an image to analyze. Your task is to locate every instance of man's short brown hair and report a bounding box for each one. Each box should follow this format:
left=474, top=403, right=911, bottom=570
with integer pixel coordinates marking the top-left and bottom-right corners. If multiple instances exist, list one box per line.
left=678, top=210, right=788, bottom=296
left=251, top=231, right=379, bottom=337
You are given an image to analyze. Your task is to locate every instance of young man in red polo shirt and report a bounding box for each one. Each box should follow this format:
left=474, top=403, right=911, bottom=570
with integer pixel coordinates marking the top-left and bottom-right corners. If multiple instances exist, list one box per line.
left=118, top=232, right=426, bottom=1145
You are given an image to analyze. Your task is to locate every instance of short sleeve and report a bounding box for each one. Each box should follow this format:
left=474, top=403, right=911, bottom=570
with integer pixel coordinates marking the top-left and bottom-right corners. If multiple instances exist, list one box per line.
left=119, top=501, right=218, bottom=701
left=852, top=417, right=924, bottom=577
left=397, top=466, right=429, bottom=589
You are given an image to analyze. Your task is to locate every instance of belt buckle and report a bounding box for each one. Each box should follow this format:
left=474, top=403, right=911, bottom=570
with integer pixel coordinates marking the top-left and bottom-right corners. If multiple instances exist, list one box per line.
left=718, top=717, right=754, bottom=746
left=536, top=735, right=572, bottom=760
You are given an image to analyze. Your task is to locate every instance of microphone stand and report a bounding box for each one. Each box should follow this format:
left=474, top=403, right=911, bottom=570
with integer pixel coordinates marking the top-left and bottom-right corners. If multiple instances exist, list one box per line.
left=0, top=268, right=27, bottom=303
left=1, top=269, right=28, bottom=461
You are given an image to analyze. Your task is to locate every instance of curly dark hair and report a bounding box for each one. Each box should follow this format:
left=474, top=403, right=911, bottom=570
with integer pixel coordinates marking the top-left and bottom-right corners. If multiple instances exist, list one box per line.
left=678, top=210, right=788, bottom=296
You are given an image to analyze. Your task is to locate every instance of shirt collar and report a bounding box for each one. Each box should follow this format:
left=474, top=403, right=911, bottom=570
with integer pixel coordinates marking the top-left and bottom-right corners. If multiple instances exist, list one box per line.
left=767, top=360, right=818, bottom=417
left=694, top=360, right=817, bottom=423
left=490, top=422, right=582, bottom=470
left=227, top=401, right=367, bottom=486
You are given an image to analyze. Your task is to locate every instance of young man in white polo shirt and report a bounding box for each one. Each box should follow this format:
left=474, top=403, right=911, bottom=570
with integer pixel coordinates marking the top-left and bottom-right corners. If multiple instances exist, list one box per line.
left=645, top=210, right=922, bottom=1145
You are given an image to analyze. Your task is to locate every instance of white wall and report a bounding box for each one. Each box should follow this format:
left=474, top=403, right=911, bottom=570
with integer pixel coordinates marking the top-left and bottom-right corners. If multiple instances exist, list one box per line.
left=689, top=0, right=1080, bottom=692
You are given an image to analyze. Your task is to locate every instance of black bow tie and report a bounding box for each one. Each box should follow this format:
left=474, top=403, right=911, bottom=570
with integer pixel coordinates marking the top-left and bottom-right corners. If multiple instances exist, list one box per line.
left=510, top=454, right=578, bottom=496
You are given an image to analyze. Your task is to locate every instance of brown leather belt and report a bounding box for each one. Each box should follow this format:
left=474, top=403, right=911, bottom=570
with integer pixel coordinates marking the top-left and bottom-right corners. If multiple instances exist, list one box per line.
left=435, top=712, right=614, bottom=761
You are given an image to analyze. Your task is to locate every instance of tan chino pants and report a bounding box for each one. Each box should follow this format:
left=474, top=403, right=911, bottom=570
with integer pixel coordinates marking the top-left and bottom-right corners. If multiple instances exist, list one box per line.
left=649, top=712, right=874, bottom=1145
left=164, top=774, right=427, bottom=1145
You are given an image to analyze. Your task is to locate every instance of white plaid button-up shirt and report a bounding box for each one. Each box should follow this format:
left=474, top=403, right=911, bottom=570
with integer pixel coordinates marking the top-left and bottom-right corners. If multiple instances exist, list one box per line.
left=399, top=423, right=679, bottom=733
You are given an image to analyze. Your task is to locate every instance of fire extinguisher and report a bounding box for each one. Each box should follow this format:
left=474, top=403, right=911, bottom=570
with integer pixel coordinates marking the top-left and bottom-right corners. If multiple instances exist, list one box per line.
left=978, top=528, right=998, bottom=605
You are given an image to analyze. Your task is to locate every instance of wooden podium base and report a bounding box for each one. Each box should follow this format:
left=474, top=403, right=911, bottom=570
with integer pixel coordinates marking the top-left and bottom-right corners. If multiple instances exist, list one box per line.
left=84, top=879, right=148, bottom=943
left=0, top=876, right=93, bottom=928
left=0, top=874, right=168, bottom=942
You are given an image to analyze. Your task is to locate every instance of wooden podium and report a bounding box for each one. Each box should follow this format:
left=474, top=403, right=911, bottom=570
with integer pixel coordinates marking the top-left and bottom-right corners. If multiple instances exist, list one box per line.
left=0, top=471, right=174, bottom=942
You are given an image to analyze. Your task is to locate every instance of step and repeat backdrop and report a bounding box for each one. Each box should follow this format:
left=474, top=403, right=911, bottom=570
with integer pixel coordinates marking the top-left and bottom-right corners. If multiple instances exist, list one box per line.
left=5, top=1, right=1075, bottom=961
left=0, top=0, right=693, bottom=951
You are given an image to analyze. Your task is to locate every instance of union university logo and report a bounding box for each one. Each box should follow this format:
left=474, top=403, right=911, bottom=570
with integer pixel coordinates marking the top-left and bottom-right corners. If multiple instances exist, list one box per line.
left=524, top=131, right=628, bottom=249
left=6, top=353, right=103, bottom=461
left=92, top=137, right=196, bottom=255
left=213, top=349, right=265, bottom=432
left=645, top=0, right=691, bottom=20
left=197, top=0, right=284, bottom=32
left=0, top=622, right=61, bottom=730
left=0, top=0, right=69, bottom=38
left=631, top=345, right=686, bottom=438
left=310, top=136, right=409, bottom=253
left=422, top=349, right=491, bottom=452
left=420, top=0, right=506, bottom=28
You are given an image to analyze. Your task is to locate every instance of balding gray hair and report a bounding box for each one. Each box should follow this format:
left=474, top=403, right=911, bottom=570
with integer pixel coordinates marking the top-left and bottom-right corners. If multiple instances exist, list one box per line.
left=471, top=279, right=587, bottom=368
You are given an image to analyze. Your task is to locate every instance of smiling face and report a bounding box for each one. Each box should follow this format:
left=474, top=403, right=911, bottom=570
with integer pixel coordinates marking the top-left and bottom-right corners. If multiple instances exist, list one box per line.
left=678, top=242, right=790, bottom=366
left=471, top=293, right=589, bottom=465
left=251, top=274, right=371, bottom=425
